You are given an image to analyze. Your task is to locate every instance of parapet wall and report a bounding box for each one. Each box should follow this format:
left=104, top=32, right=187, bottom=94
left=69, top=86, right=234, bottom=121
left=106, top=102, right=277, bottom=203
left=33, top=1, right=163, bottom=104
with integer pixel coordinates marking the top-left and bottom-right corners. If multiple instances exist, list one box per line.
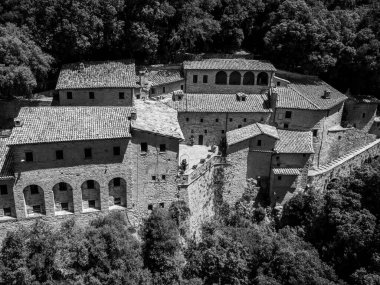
left=0, top=208, right=139, bottom=243
left=308, top=139, right=380, bottom=192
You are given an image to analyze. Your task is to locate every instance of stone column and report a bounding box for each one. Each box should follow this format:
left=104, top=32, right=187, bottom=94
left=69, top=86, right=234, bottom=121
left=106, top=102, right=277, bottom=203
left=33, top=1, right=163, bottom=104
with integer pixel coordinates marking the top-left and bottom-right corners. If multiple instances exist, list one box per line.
left=44, top=185, right=55, bottom=216
left=100, top=179, right=109, bottom=212
left=72, top=182, right=83, bottom=214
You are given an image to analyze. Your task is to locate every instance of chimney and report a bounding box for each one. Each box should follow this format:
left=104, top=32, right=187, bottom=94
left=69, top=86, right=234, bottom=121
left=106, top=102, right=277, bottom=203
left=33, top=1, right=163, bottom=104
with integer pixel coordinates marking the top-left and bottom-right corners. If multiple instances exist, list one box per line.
left=139, top=68, right=148, bottom=87
left=14, top=118, right=23, bottom=127
left=323, top=89, right=331, bottom=99
left=130, top=109, right=137, bottom=120
left=236, top=92, right=246, bottom=101
left=172, top=90, right=184, bottom=101
left=78, top=62, right=85, bottom=72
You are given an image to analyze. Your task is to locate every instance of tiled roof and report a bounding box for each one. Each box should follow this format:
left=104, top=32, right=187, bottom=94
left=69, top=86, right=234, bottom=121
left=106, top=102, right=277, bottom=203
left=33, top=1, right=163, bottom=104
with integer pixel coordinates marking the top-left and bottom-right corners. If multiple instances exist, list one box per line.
left=147, top=70, right=184, bottom=87
left=183, top=59, right=276, bottom=71
left=275, top=129, right=314, bottom=154
left=227, top=123, right=279, bottom=146
left=347, top=95, right=380, bottom=104
left=133, top=100, right=184, bottom=140
left=0, top=139, right=13, bottom=179
left=272, top=168, right=303, bottom=175
left=56, top=61, right=139, bottom=90
left=273, top=71, right=347, bottom=110
left=166, top=93, right=272, bottom=113
left=8, top=107, right=133, bottom=145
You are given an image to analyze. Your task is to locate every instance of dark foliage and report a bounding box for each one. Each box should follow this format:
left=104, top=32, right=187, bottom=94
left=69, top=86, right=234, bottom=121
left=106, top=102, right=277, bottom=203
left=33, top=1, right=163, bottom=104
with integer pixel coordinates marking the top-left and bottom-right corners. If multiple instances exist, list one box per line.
left=0, top=0, right=379, bottom=97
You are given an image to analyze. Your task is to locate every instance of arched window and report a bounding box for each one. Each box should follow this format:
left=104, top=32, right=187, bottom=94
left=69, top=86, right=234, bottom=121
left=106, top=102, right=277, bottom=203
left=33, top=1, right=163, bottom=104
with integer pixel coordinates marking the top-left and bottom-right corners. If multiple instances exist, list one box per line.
left=243, top=72, right=255, bottom=85
left=81, top=180, right=101, bottom=211
left=23, top=185, right=45, bottom=217
left=108, top=177, right=128, bottom=209
left=215, top=71, right=227, bottom=85
left=257, top=72, right=269, bottom=86
left=52, top=182, right=74, bottom=214
left=229, top=71, right=241, bottom=85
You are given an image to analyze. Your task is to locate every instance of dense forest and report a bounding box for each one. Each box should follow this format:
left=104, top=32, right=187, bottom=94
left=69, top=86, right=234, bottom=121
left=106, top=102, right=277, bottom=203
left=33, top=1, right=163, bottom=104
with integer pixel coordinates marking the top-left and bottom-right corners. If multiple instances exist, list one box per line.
left=0, top=0, right=379, bottom=98
left=1, top=158, right=380, bottom=284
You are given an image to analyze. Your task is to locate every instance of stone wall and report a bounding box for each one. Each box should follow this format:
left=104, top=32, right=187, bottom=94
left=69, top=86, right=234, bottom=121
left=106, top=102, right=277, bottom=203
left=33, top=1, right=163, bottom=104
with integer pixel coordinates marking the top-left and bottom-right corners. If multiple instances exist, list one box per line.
left=8, top=131, right=181, bottom=221
left=178, top=112, right=272, bottom=146
left=185, top=70, right=273, bottom=94
left=0, top=207, right=138, bottom=244
left=150, top=80, right=185, bottom=97
left=344, top=101, right=377, bottom=132
left=308, top=139, right=380, bottom=192
left=319, top=128, right=376, bottom=166
left=58, top=88, right=136, bottom=106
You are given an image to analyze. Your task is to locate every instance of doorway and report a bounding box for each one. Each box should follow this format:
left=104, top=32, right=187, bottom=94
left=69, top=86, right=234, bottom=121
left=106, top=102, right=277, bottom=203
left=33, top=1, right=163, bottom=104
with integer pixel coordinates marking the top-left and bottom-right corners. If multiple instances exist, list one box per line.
left=198, top=135, right=203, bottom=145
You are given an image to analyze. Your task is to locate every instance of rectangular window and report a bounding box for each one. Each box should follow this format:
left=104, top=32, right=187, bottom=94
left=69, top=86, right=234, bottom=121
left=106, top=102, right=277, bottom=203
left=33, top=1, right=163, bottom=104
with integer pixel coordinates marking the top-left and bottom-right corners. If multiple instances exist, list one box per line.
left=163, top=87, right=166, bottom=93
left=200, top=118, right=203, bottom=123
left=114, top=178, right=121, bottom=187
left=203, top=75, right=208, bottom=83
left=243, top=118, right=247, bottom=122
left=87, top=180, right=95, bottom=189
left=56, top=150, right=63, bottom=160
left=136, top=94, right=140, bottom=99
left=229, top=118, right=233, bottom=122
left=204, top=130, right=207, bottom=133
left=181, top=85, right=184, bottom=90
left=3, top=208, right=11, bottom=217
left=193, top=75, right=198, bottom=83
left=152, top=175, right=156, bottom=181
left=119, top=92, right=125, bottom=99
left=159, top=144, right=166, bottom=152
left=278, top=176, right=282, bottom=181
left=33, top=205, right=41, bottom=213
left=89, top=92, right=95, bottom=99
left=30, top=185, right=39, bottom=195
left=362, top=113, right=366, bottom=118
left=113, top=146, right=121, bottom=156
left=114, top=198, right=121, bottom=205
left=159, top=202, right=165, bottom=208
left=141, top=142, right=148, bottom=153
left=148, top=204, right=153, bottom=210
left=221, top=130, right=225, bottom=134
left=284, top=123, right=289, bottom=129
left=0, top=185, right=7, bottom=195
left=84, top=148, right=92, bottom=159
left=151, top=88, right=155, bottom=94
left=257, top=140, right=262, bottom=146
left=186, top=118, right=189, bottom=122
left=313, top=130, right=318, bottom=137
left=277, top=82, right=281, bottom=87
left=88, top=200, right=96, bottom=208
left=216, top=118, right=219, bottom=122
left=59, top=182, right=67, bottom=191
left=25, top=151, right=33, bottom=162
left=285, top=111, right=292, bottom=119
left=67, top=92, right=73, bottom=99
left=61, top=203, right=69, bottom=211
left=161, top=175, right=166, bottom=181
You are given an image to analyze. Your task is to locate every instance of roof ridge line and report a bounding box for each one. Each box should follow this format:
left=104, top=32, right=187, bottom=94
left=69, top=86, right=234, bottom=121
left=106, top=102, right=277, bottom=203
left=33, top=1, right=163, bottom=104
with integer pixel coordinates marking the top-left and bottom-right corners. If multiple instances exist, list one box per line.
left=290, top=86, right=321, bottom=109
left=256, top=122, right=263, bottom=134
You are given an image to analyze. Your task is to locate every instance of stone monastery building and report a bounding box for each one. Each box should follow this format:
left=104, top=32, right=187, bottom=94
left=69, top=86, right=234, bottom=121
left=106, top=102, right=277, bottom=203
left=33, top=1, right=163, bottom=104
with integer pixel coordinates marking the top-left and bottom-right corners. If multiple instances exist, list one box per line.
left=0, top=57, right=379, bottom=232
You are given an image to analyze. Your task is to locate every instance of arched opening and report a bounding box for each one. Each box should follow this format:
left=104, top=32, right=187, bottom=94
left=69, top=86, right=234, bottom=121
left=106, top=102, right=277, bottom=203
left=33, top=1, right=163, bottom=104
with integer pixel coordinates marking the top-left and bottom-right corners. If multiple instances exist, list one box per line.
left=243, top=72, right=255, bottom=85
left=257, top=72, right=269, bottom=86
left=215, top=71, right=227, bottom=85
left=23, top=185, right=45, bottom=217
left=81, top=180, right=100, bottom=211
left=108, top=177, right=127, bottom=209
left=229, top=71, right=241, bottom=85
left=52, top=182, right=74, bottom=215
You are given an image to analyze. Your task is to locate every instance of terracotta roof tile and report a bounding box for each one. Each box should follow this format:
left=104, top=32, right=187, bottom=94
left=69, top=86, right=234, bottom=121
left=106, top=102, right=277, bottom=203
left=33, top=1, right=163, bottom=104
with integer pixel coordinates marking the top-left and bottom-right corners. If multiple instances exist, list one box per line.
left=273, top=71, right=347, bottom=110
left=133, top=100, right=184, bottom=140
left=275, top=130, right=314, bottom=153
left=227, top=123, right=279, bottom=146
left=8, top=107, right=133, bottom=145
left=56, top=61, right=139, bottom=90
left=147, top=70, right=184, bottom=87
left=166, top=93, right=272, bottom=113
left=272, top=168, right=303, bottom=175
left=184, top=59, right=276, bottom=71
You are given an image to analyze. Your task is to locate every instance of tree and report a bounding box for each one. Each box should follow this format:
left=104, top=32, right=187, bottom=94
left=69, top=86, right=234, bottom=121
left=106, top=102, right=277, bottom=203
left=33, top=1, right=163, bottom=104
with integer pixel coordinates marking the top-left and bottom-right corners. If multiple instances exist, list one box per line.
left=141, top=207, right=183, bottom=284
left=0, top=23, right=52, bottom=98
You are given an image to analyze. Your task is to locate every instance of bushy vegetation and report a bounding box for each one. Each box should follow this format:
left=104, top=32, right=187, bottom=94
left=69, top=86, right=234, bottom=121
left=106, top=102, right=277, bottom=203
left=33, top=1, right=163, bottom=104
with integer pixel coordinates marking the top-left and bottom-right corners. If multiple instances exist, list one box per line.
left=1, top=163, right=380, bottom=284
left=0, top=0, right=379, bottom=97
